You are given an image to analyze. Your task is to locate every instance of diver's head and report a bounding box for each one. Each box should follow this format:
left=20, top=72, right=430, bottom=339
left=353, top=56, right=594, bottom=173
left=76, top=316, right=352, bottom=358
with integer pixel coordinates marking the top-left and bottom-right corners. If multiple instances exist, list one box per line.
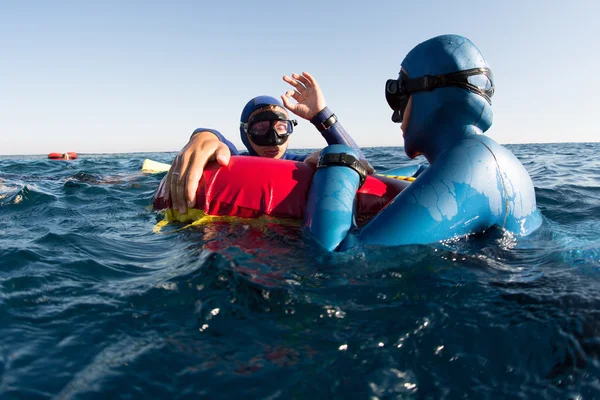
left=240, top=95, right=298, bottom=158
left=385, top=34, right=494, bottom=159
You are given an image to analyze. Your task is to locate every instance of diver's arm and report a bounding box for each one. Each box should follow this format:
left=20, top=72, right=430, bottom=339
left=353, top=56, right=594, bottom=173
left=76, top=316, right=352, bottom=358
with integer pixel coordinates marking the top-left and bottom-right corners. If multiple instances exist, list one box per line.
left=304, top=145, right=363, bottom=251
left=282, top=72, right=374, bottom=172
left=167, top=129, right=234, bottom=214
left=310, top=108, right=375, bottom=173
left=190, top=128, right=240, bottom=156
left=347, top=153, right=493, bottom=248
left=309, top=107, right=364, bottom=155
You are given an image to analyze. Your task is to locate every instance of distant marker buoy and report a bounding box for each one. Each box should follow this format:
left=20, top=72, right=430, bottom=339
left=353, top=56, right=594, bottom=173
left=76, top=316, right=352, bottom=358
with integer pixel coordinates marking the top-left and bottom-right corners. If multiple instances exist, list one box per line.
left=48, top=152, right=78, bottom=160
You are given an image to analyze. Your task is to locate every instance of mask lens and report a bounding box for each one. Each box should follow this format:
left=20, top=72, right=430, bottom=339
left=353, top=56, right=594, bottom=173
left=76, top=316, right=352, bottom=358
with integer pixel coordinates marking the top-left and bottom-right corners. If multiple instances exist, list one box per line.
left=467, top=74, right=494, bottom=99
left=248, top=121, right=271, bottom=136
left=248, top=120, right=294, bottom=136
left=385, top=79, right=400, bottom=108
left=385, top=87, right=409, bottom=111
left=389, top=96, right=409, bottom=123
left=385, top=70, right=411, bottom=121
left=386, top=77, right=409, bottom=123
left=246, top=110, right=297, bottom=146
left=273, top=120, right=292, bottom=134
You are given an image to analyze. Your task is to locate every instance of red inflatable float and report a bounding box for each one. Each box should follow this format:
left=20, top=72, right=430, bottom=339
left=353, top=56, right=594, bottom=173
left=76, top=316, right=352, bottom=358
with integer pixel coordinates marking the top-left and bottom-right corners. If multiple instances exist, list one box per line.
left=153, top=156, right=410, bottom=223
left=48, top=152, right=78, bottom=160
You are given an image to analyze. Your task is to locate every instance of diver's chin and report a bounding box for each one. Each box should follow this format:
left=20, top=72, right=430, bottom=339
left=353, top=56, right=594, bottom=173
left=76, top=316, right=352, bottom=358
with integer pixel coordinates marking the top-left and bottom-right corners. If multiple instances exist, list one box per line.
left=405, top=150, right=417, bottom=159
left=404, top=143, right=418, bottom=159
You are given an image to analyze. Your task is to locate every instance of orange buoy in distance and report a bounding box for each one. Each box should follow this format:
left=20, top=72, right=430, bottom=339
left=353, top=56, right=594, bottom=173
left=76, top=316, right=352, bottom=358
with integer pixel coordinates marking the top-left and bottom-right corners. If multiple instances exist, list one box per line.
left=48, top=152, right=78, bottom=160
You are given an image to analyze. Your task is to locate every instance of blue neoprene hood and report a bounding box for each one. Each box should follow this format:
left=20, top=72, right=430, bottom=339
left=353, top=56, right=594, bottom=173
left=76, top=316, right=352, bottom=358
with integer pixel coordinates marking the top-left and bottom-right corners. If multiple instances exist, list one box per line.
left=400, top=35, right=493, bottom=158
left=239, top=95, right=285, bottom=156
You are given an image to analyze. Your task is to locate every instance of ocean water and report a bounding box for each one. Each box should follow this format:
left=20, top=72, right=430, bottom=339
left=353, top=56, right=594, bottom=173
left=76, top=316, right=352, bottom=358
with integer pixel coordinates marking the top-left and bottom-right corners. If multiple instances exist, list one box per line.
left=1, top=143, right=599, bottom=399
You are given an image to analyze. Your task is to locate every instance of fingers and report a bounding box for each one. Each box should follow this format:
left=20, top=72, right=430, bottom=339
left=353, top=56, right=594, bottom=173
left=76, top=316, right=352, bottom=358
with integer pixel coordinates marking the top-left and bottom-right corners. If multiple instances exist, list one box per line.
left=301, top=71, right=318, bottom=88
left=288, top=90, right=301, bottom=101
left=175, top=161, right=189, bottom=214
left=282, top=72, right=323, bottom=120
left=303, top=150, right=321, bottom=165
left=281, top=94, right=293, bottom=110
left=184, top=154, right=203, bottom=210
left=284, top=74, right=315, bottom=101
left=360, top=159, right=376, bottom=174
left=183, top=141, right=231, bottom=209
left=294, top=72, right=312, bottom=88
left=166, top=131, right=228, bottom=215
left=283, top=74, right=307, bottom=92
left=214, top=143, right=231, bottom=167
left=281, top=92, right=298, bottom=112
left=168, top=153, right=189, bottom=214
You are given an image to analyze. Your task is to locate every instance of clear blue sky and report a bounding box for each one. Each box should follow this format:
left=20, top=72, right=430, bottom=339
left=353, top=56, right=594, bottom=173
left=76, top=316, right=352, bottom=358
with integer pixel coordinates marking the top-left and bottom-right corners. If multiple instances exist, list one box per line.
left=1, top=1, right=598, bottom=155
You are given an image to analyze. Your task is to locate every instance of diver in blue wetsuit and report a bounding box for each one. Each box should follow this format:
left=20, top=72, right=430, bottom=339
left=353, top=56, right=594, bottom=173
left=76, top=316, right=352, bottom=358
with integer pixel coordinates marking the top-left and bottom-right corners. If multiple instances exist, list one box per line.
left=297, top=35, right=543, bottom=250
left=167, top=72, right=373, bottom=214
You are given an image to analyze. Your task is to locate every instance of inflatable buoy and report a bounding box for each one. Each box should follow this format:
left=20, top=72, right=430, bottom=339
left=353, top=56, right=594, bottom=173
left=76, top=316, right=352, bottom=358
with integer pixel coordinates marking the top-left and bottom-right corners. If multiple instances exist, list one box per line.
left=48, top=152, right=78, bottom=160
left=153, top=156, right=411, bottom=224
left=142, top=159, right=171, bottom=173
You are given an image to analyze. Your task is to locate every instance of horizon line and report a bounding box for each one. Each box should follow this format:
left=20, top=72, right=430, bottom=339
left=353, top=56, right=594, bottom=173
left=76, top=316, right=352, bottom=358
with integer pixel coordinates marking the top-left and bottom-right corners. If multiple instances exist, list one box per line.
left=1, top=141, right=598, bottom=157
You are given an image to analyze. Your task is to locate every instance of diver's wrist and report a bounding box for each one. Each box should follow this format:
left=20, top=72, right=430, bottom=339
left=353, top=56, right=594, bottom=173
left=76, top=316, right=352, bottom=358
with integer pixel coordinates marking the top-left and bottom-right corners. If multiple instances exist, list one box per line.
left=310, top=107, right=337, bottom=132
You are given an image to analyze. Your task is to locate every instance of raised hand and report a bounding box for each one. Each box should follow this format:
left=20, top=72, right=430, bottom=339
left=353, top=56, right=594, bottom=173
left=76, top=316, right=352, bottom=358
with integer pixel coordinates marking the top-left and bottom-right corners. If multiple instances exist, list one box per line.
left=281, top=72, right=327, bottom=120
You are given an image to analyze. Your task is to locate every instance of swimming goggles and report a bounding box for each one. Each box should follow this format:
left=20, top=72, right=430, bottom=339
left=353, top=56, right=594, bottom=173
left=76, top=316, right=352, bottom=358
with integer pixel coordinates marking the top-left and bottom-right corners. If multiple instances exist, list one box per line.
left=385, top=67, right=495, bottom=123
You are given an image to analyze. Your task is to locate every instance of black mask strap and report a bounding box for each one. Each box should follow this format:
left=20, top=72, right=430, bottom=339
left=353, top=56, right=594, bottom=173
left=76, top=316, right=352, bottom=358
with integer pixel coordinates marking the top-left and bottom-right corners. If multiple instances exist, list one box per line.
left=404, top=67, right=494, bottom=104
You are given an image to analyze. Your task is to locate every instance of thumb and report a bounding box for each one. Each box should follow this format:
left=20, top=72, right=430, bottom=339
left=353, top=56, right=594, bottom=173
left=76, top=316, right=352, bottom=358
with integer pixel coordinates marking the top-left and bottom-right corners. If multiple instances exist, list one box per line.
left=361, top=159, right=376, bottom=174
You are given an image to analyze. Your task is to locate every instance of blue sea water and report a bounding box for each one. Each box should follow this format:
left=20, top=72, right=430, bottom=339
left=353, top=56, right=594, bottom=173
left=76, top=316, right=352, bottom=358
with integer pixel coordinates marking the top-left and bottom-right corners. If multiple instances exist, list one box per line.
left=1, top=143, right=599, bottom=399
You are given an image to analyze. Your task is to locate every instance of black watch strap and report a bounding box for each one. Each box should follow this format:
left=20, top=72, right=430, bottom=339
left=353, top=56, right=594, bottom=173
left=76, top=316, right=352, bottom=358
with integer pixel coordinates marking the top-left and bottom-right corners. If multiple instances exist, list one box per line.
left=317, top=114, right=337, bottom=132
left=317, top=152, right=367, bottom=188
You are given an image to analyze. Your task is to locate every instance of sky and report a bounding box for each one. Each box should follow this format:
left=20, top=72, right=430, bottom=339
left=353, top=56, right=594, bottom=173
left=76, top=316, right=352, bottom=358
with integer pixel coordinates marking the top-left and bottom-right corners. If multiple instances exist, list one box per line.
left=1, top=1, right=598, bottom=156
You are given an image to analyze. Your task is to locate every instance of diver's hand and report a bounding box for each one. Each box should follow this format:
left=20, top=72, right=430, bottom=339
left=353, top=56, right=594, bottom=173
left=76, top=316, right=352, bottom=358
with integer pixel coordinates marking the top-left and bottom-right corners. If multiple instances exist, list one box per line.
left=304, top=150, right=376, bottom=175
left=361, top=160, right=376, bottom=175
left=303, top=150, right=321, bottom=166
left=166, top=131, right=231, bottom=214
left=282, top=72, right=327, bottom=120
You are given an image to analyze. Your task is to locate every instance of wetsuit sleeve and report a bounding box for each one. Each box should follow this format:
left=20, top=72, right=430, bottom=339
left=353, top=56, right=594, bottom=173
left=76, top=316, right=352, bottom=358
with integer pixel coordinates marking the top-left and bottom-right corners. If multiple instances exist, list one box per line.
left=190, top=128, right=240, bottom=156
left=310, top=107, right=366, bottom=160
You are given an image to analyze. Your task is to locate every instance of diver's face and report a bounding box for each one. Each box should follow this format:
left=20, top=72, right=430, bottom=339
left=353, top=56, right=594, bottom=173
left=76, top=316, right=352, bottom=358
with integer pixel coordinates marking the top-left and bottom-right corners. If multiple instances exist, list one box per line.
left=247, top=106, right=291, bottom=159
left=247, top=134, right=289, bottom=158
left=401, top=96, right=419, bottom=158
left=401, top=96, right=412, bottom=134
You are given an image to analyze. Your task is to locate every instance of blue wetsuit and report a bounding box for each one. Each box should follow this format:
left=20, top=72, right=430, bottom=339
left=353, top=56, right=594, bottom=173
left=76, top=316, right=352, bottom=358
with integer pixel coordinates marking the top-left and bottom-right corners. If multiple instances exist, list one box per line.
left=304, top=35, right=542, bottom=250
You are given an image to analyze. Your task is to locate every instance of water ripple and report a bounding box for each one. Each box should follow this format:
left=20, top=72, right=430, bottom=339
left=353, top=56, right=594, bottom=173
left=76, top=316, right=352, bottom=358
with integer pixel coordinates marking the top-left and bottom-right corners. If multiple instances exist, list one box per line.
left=1, top=145, right=600, bottom=398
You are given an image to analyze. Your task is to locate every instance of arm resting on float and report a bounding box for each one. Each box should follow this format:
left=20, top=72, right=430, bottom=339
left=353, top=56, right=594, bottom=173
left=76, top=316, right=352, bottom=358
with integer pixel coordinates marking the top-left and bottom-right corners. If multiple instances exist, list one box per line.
left=346, top=147, right=498, bottom=248
left=304, top=144, right=363, bottom=251
left=190, top=128, right=240, bottom=156
left=310, top=107, right=367, bottom=161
